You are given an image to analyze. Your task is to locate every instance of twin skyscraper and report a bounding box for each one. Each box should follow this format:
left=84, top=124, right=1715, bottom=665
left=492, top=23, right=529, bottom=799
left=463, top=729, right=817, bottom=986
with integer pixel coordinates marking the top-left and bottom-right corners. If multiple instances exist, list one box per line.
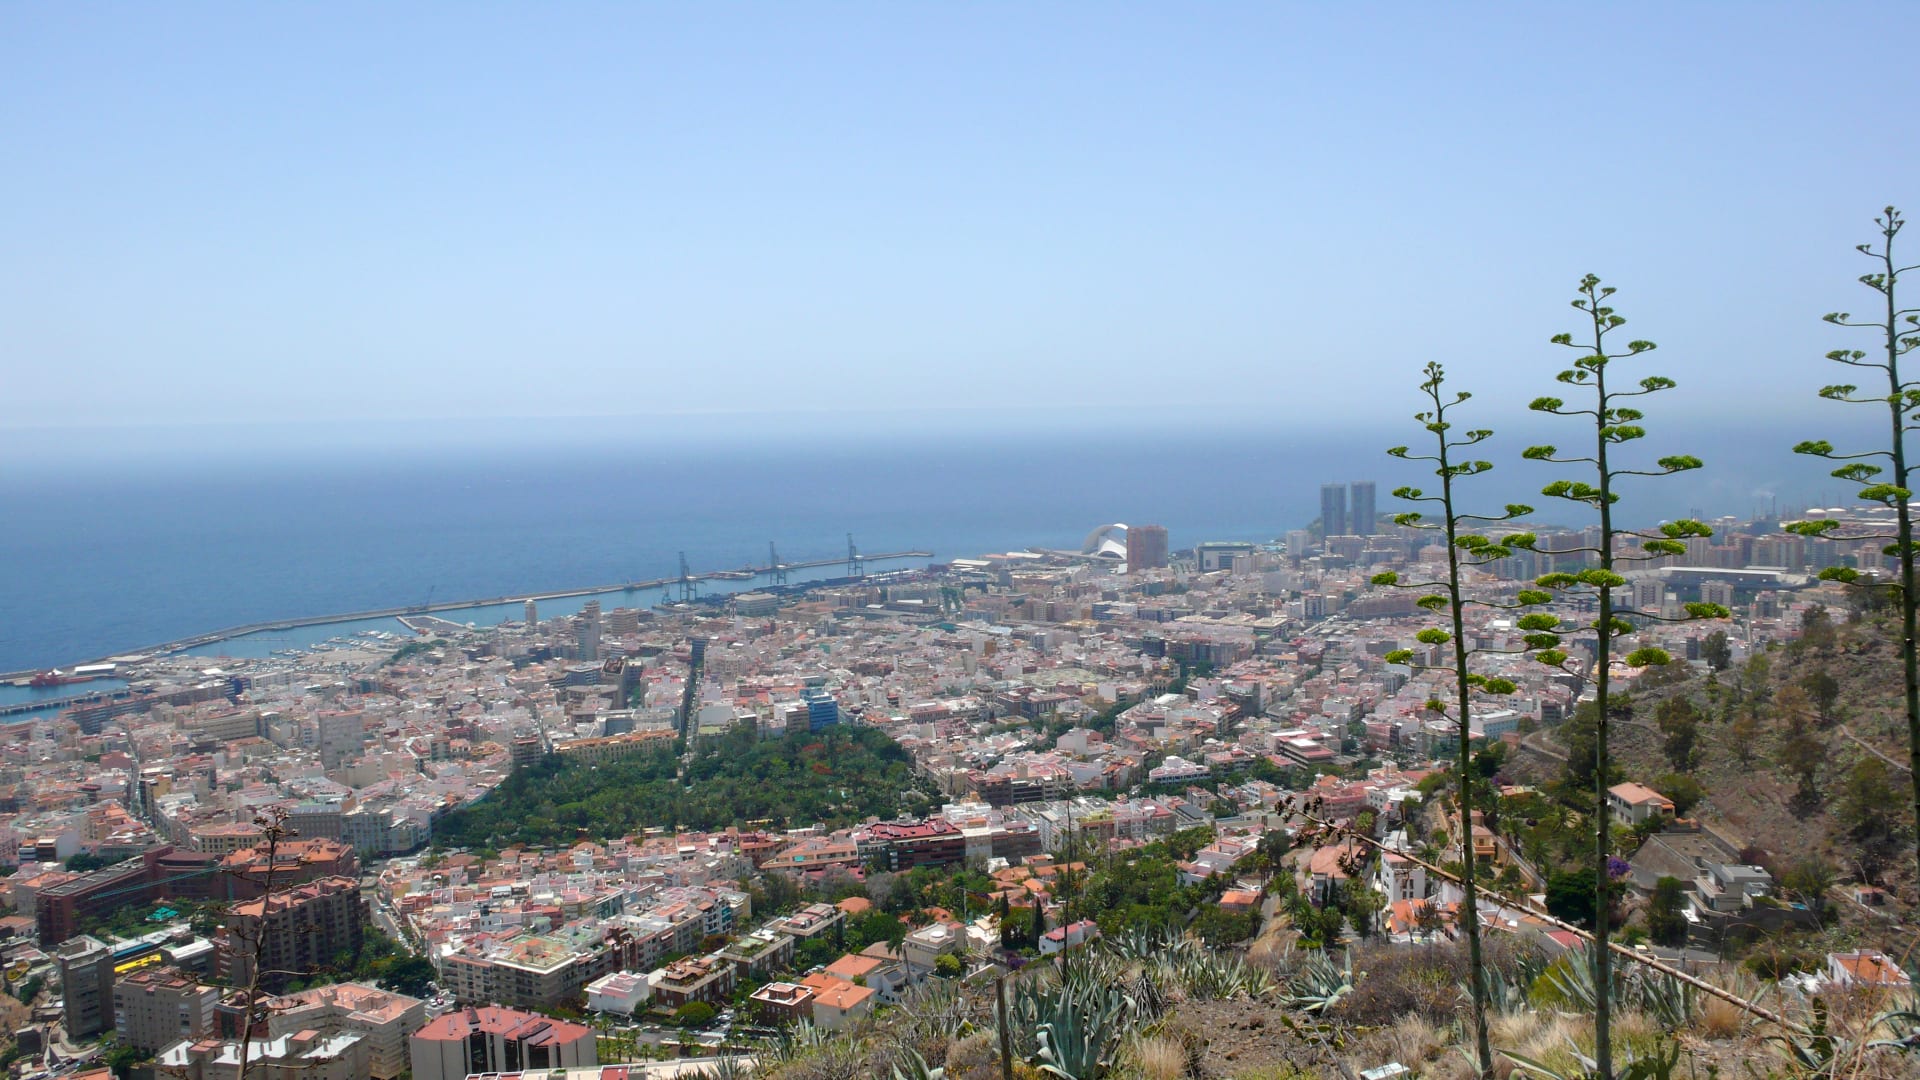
left=1320, top=481, right=1377, bottom=537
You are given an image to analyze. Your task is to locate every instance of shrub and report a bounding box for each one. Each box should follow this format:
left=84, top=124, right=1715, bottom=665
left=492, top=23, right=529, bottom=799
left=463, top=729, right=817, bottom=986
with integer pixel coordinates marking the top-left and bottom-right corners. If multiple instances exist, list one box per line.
left=1333, top=939, right=1471, bottom=1026
left=673, top=1001, right=717, bottom=1028
left=1743, top=945, right=1810, bottom=980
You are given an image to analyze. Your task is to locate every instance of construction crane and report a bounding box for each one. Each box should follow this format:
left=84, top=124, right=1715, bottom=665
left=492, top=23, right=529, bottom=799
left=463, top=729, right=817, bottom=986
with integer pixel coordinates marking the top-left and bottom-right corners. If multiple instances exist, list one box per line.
left=678, top=551, right=698, bottom=603
left=769, top=541, right=788, bottom=585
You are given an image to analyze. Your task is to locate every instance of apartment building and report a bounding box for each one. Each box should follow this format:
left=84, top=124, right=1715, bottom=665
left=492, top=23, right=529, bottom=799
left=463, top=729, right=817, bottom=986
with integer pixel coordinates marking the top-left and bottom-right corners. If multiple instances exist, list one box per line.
left=649, top=953, right=735, bottom=1008
left=113, top=966, right=220, bottom=1052
left=766, top=902, right=844, bottom=942
left=157, top=1031, right=370, bottom=1080
left=899, top=921, right=965, bottom=982
left=56, top=935, right=115, bottom=1038
left=409, top=1007, right=594, bottom=1080
left=219, top=838, right=360, bottom=900
left=859, top=818, right=966, bottom=871
left=717, top=927, right=794, bottom=981
left=264, top=982, right=427, bottom=1079
left=748, top=980, right=816, bottom=1025
left=216, top=876, right=365, bottom=991
left=440, top=933, right=614, bottom=1012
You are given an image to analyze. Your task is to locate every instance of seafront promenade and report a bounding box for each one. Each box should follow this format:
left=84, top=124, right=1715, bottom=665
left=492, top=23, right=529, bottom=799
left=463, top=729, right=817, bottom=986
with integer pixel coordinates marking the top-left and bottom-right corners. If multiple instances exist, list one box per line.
left=0, top=550, right=932, bottom=683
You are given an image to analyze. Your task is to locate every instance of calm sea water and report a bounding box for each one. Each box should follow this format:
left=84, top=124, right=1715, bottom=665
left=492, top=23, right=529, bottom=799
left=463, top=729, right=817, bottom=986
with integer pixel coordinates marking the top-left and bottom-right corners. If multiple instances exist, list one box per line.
left=0, top=422, right=1824, bottom=675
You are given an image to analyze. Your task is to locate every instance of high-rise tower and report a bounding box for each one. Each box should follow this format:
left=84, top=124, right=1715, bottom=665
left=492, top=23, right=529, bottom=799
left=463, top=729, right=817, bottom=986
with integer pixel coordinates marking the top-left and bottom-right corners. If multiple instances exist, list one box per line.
left=1350, top=480, right=1377, bottom=536
left=1320, top=483, right=1348, bottom=538
left=578, top=600, right=601, bottom=662
left=1126, top=524, right=1169, bottom=570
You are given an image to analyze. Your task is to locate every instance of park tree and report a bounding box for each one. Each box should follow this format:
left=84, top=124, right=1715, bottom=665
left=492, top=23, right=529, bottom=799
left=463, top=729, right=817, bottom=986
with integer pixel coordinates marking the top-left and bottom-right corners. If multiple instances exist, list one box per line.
left=1559, top=700, right=1613, bottom=790
left=1647, top=876, right=1688, bottom=947
left=1798, top=605, right=1839, bottom=654
left=1654, top=695, right=1702, bottom=772
left=1774, top=687, right=1826, bottom=809
left=1727, top=707, right=1761, bottom=766
left=1737, top=652, right=1773, bottom=709
left=1786, top=207, right=1920, bottom=885
left=1368, top=361, right=1541, bottom=1080
left=1651, top=773, right=1705, bottom=818
left=1836, top=757, right=1910, bottom=883
left=1701, top=629, right=1733, bottom=673
left=673, top=1001, right=716, bottom=1028
left=1523, top=275, right=1727, bottom=1079
left=1545, top=867, right=1598, bottom=929
left=1783, top=859, right=1837, bottom=923
left=1799, top=669, right=1841, bottom=726
left=1341, top=877, right=1387, bottom=940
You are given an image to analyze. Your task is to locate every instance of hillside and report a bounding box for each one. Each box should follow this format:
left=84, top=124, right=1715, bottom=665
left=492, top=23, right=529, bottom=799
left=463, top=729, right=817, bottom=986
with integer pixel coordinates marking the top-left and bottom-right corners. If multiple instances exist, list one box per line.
left=1514, top=605, right=1918, bottom=912
left=436, top=723, right=935, bottom=850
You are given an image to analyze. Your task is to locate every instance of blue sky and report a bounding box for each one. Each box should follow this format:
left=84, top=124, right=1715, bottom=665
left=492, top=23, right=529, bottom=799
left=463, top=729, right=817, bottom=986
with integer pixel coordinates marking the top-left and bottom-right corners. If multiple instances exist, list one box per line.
left=5, top=3, right=1918, bottom=442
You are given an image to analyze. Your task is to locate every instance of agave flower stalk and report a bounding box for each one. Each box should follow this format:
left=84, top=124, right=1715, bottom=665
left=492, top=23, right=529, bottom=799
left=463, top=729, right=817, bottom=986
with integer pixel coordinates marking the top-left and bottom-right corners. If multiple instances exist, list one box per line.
left=1523, top=275, right=1727, bottom=1080
left=1786, top=207, right=1920, bottom=885
left=1369, top=361, right=1543, bottom=1080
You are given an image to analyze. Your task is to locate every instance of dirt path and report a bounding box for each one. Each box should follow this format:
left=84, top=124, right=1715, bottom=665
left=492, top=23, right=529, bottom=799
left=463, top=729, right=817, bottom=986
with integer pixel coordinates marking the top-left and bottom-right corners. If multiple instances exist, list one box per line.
left=1839, top=724, right=1912, bottom=772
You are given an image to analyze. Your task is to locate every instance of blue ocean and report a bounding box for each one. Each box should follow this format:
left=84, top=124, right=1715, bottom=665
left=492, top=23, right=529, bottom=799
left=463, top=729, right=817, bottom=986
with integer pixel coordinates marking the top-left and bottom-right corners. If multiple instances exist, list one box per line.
left=0, top=417, right=1831, bottom=680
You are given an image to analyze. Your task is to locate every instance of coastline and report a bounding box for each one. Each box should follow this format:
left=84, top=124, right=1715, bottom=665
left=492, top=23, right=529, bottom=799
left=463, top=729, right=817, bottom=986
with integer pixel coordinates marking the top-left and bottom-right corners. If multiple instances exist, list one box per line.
left=0, top=550, right=934, bottom=684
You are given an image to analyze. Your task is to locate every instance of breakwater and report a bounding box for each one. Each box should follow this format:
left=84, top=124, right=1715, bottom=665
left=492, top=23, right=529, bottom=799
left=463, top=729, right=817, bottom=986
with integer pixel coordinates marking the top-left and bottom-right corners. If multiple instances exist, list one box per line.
left=0, top=550, right=932, bottom=682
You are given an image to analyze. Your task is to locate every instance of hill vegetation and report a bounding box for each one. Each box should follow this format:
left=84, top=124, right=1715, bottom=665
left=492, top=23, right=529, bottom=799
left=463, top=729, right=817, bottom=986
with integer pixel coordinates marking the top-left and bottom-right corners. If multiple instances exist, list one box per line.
left=1506, top=604, right=1919, bottom=948
left=437, top=722, right=934, bottom=850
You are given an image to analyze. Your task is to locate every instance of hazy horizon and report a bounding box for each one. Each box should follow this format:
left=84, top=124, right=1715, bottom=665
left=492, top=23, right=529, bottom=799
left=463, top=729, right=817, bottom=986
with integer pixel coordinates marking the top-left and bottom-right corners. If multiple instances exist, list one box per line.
left=0, top=408, right=1860, bottom=521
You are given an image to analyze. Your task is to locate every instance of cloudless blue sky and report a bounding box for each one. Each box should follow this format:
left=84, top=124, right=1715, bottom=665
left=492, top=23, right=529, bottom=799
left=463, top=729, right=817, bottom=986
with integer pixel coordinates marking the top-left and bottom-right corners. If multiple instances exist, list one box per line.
left=6, top=3, right=1918, bottom=446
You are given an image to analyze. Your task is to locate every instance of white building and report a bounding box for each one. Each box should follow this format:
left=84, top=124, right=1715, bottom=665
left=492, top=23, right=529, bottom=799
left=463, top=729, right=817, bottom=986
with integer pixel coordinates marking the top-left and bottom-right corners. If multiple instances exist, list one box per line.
left=1038, top=918, right=1101, bottom=956
left=1375, top=850, right=1427, bottom=904
left=265, top=983, right=427, bottom=1080
left=584, top=970, right=651, bottom=1015
left=158, top=1032, right=370, bottom=1080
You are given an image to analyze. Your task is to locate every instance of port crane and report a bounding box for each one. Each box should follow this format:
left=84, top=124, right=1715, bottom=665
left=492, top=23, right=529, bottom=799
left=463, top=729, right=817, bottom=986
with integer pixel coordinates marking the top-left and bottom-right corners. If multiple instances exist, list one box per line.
left=847, top=533, right=865, bottom=579
left=769, top=541, right=788, bottom=585
left=677, top=552, right=698, bottom=603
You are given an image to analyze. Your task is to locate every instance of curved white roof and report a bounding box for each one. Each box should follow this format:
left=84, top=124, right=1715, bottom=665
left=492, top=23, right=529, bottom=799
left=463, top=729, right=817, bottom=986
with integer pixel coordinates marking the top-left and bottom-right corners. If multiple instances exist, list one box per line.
left=1082, top=523, right=1129, bottom=559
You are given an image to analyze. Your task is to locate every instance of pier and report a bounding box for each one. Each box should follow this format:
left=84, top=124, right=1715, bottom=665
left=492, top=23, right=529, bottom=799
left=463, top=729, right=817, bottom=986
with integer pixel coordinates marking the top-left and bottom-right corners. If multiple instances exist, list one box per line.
left=0, top=550, right=934, bottom=683
left=0, top=689, right=132, bottom=718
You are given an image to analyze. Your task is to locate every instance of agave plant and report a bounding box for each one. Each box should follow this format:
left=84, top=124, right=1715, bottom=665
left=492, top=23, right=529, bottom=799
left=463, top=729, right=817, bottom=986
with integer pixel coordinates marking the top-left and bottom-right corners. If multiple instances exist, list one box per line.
left=1766, top=998, right=1852, bottom=1079
left=1474, top=948, right=1550, bottom=1016
left=1540, top=945, right=1611, bottom=1012
left=683, top=1056, right=756, bottom=1080
left=889, top=1047, right=948, bottom=1080
left=1125, top=969, right=1167, bottom=1021
left=1105, top=924, right=1181, bottom=961
left=891, top=977, right=975, bottom=1053
left=1033, top=991, right=1123, bottom=1080
left=1284, top=947, right=1353, bottom=1014
left=1869, top=997, right=1920, bottom=1053
left=1631, top=966, right=1696, bottom=1031
left=1504, top=1036, right=1681, bottom=1080
left=770, top=1019, right=831, bottom=1064
left=1005, top=964, right=1137, bottom=1079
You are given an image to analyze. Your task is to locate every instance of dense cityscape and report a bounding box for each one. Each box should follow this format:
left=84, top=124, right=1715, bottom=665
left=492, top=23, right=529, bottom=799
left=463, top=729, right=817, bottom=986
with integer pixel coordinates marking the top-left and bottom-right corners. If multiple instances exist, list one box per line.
left=3, top=488, right=1909, bottom=1078
left=12, top=5, right=1920, bottom=1079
